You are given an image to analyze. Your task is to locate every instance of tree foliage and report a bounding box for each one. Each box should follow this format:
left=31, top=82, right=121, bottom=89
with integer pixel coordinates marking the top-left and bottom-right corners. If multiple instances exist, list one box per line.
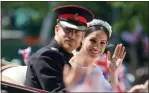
left=109, top=2, right=148, bottom=34
left=2, top=1, right=148, bottom=35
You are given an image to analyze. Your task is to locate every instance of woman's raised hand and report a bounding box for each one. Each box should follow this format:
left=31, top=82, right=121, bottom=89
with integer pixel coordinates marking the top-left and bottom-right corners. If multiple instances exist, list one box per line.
left=107, top=44, right=126, bottom=73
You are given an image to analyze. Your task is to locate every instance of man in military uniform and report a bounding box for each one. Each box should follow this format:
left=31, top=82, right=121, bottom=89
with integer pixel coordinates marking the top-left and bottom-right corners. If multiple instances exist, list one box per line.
left=25, top=5, right=94, bottom=92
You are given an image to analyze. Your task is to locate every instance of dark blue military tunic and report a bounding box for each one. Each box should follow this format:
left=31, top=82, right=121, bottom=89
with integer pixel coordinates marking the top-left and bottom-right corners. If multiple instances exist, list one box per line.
left=25, top=39, right=73, bottom=92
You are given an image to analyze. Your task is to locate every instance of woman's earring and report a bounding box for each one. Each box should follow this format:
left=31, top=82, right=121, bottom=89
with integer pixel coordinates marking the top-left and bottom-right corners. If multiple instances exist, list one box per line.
left=102, top=47, right=105, bottom=53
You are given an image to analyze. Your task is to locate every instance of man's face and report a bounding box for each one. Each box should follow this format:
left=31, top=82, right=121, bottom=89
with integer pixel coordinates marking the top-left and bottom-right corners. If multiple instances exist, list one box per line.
left=55, top=25, right=85, bottom=53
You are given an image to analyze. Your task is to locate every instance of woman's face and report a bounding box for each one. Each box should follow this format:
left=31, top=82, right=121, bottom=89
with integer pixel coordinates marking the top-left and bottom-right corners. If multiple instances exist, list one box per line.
left=82, top=30, right=108, bottom=58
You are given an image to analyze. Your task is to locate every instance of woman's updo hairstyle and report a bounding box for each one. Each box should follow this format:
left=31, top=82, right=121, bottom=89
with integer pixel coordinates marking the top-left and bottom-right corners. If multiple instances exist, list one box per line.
left=86, top=19, right=112, bottom=40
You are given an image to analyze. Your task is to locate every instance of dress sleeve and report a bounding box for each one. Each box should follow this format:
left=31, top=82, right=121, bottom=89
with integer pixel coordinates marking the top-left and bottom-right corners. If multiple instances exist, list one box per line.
left=91, top=67, right=113, bottom=92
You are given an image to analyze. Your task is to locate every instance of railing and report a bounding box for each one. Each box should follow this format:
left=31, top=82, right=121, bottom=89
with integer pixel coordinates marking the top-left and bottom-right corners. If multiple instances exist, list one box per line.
left=2, top=30, right=25, bottom=39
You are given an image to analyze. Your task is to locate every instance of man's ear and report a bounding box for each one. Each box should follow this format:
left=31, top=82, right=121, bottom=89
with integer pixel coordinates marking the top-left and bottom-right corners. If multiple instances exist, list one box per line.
left=82, top=32, right=85, bottom=40
left=81, top=32, right=86, bottom=44
left=55, top=25, right=60, bottom=35
left=82, top=38, right=85, bottom=44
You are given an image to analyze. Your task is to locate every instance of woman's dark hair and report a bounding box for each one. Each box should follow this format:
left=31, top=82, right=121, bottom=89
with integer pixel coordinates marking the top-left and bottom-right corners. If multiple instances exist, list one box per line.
left=85, top=25, right=110, bottom=40
left=86, top=19, right=112, bottom=41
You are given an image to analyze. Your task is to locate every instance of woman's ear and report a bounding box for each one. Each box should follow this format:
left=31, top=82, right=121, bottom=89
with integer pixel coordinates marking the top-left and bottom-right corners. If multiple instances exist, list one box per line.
left=103, top=41, right=108, bottom=52
left=102, top=47, right=106, bottom=53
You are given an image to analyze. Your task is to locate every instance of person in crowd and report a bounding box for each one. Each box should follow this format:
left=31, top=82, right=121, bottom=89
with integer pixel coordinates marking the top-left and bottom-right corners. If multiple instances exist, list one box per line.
left=128, top=80, right=148, bottom=92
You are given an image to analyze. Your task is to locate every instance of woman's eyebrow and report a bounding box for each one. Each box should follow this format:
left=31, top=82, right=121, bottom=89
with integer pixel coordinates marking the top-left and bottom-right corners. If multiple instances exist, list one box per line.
left=90, top=36, right=96, bottom=39
left=101, top=40, right=107, bottom=41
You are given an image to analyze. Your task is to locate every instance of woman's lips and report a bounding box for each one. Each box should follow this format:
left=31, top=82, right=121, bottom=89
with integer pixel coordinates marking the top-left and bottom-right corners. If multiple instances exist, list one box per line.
left=90, top=49, right=101, bottom=55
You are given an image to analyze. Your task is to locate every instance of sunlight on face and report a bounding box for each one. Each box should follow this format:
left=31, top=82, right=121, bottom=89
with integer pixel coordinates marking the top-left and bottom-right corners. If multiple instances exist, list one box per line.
left=56, top=25, right=85, bottom=52
left=82, top=30, right=108, bottom=58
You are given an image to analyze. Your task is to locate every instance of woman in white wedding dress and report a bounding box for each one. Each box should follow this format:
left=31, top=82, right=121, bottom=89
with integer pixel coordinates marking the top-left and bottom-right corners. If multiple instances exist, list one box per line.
left=63, top=19, right=126, bottom=92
